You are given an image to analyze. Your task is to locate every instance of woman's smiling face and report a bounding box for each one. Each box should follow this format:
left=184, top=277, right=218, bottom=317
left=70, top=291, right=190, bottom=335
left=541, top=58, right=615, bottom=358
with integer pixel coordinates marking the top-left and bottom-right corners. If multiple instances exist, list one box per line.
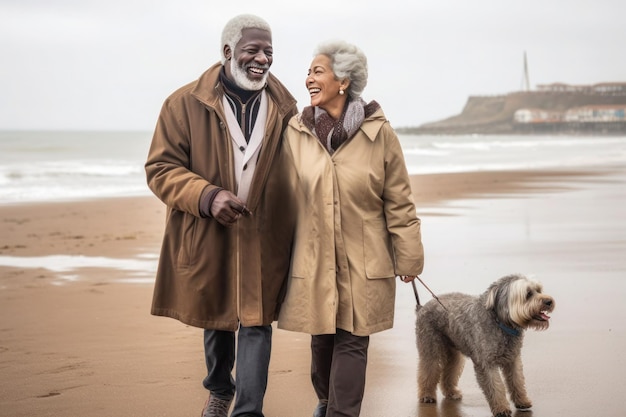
left=305, top=54, right=348, bottom=118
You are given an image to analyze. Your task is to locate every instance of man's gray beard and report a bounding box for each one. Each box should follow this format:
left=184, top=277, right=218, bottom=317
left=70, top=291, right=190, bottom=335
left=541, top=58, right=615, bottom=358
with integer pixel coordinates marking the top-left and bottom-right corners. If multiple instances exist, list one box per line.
left=230, top=59, right=268, bottom=91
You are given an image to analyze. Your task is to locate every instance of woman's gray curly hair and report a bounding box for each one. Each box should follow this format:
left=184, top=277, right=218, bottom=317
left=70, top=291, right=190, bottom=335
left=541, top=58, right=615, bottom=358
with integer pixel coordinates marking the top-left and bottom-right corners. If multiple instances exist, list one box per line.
left=220, top=14, right=272, bottom=64
left=314, top=40, right=368, bottom=98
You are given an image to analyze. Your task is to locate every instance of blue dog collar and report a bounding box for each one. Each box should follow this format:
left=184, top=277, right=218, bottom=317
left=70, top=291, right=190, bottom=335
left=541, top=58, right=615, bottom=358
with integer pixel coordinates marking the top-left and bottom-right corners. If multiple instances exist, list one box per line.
left=497, top=321, right=521, bottom=337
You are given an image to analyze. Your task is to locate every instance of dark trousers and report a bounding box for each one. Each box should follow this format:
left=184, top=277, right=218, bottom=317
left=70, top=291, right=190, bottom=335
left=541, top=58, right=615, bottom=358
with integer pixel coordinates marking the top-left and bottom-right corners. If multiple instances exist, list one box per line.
left=311, top=329, right=370, bottom=417
left=203, top=325, right=272, bottom=417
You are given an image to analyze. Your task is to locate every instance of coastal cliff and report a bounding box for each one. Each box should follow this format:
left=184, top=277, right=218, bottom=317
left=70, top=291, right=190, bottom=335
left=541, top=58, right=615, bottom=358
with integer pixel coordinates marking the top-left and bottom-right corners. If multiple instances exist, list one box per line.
left=399, top=84, right=626, bottom=135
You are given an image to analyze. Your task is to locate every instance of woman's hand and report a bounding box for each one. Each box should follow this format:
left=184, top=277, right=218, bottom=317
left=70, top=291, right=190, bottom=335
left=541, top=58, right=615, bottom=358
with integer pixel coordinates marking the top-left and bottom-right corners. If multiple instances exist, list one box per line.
left=399, top=275, right=417, bottom=283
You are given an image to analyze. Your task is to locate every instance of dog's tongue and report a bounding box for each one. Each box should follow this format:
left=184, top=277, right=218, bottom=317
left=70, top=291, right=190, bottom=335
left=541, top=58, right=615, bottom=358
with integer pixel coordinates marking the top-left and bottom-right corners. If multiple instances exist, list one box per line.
left=539, top=312, right=551, bottom=320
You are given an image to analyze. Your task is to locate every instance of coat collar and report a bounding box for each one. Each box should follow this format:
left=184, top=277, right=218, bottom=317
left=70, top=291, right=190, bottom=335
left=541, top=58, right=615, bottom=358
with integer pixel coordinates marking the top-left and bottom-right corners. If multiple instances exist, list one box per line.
left=360, top=107, right=387, bottom=142
left=191, top=62, right=296, bottom=116
left=293, top=106, right=388, bottom=142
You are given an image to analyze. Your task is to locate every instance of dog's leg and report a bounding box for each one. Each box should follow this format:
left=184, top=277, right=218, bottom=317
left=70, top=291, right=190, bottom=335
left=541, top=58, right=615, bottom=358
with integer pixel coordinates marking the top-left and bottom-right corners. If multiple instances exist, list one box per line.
left=416, top=317, right=447, bottom=404
left=440, top=346, right=464, bottom=400
left=417, top=355, right=440, bottom=403
left=417, top=335, right=442, bottom=403
left=473, top=363, right=512, bottom=417
left=502, top=356, right=532, bottom=410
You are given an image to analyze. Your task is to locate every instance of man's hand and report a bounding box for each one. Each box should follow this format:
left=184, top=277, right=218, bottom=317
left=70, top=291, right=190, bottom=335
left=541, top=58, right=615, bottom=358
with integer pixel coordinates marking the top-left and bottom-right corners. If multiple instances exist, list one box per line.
left=210, top=190, right=251, bottom=227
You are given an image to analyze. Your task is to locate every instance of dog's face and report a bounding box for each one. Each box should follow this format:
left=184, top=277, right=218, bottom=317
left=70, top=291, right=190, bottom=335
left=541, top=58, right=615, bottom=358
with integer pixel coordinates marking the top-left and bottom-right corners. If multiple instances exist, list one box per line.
left=485, top=275, right=555, bottom=330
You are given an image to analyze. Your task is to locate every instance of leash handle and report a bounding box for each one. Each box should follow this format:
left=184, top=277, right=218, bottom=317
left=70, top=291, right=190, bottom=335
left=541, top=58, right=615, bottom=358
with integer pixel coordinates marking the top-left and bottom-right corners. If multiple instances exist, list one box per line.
left=411, top=279, right=421, bottom=306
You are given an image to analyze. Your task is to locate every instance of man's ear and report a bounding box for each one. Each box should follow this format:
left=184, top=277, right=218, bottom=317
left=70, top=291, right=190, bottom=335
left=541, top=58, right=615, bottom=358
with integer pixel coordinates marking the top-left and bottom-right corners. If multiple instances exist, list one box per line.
left=223, top=45, right=232, bottom=61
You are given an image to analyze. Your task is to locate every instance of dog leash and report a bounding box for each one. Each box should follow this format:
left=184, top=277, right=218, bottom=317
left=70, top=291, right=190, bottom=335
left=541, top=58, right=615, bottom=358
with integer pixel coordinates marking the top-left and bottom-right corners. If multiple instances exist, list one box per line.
left=411, top=279, right=421, bottom=305
left=412, top=276, right=448, bottom=311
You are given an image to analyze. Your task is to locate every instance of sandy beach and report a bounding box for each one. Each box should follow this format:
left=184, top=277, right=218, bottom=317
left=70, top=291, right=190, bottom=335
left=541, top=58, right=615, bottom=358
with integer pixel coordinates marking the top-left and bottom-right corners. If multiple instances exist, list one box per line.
left=1, top=167, right=625, bottom=417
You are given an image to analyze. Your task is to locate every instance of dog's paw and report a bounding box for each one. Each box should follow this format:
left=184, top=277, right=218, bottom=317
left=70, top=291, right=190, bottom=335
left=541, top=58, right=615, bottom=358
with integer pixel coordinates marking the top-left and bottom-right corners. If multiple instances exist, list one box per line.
left=443, top=389, right=463, bottom=400
left=515, top=401, right=532, bottom=410
left=419, top=396, right=437, bottom=404
left=493, top=411, right=512, bottom=417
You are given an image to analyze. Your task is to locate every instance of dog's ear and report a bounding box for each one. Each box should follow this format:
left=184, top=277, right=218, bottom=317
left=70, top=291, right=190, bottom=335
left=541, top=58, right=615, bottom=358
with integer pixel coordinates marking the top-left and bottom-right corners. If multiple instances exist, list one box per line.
left=485, top=283, right=498, bottom=310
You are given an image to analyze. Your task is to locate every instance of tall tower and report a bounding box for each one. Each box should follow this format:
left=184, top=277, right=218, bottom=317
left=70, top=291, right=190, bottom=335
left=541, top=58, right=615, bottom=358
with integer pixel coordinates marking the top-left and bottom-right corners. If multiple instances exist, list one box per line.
left=521, top=51, right=531, bottom=91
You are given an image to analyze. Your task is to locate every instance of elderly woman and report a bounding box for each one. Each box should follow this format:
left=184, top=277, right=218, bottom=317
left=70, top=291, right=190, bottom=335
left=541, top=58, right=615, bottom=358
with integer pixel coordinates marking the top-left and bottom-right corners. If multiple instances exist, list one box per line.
left=277, top=41, right=425, bottom=417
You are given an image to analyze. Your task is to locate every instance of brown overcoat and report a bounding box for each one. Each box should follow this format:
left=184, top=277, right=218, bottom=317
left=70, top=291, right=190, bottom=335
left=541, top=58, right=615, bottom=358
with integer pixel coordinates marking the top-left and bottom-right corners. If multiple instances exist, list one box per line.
left=145, top=63, right=297, bottom=330
left=277, top=107, right=424, bottom=336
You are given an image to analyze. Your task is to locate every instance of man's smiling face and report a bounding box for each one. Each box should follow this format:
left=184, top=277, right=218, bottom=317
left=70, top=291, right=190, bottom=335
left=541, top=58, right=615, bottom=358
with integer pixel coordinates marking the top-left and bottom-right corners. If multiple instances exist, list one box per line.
left=226, top=27, right=272, bottom=91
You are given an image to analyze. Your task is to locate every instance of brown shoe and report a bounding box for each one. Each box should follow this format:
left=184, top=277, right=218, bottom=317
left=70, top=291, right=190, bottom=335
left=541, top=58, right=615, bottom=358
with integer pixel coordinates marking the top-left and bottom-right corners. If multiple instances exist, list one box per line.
left=201, top=393, right=232, bottom=417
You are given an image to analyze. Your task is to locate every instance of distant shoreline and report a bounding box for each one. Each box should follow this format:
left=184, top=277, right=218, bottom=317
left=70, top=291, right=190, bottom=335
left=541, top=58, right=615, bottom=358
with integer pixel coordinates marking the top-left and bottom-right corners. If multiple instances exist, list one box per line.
left=400, top=85, right=626, bottom=135
left=398, top=124, right=626, bottom=136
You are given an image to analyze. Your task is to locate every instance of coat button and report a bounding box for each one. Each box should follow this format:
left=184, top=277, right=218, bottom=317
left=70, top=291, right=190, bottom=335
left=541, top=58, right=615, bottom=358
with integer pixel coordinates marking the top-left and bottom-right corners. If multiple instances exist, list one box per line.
left=243, top=163, right=248, bottom=170
left=239, top=146, right=245, bottom=152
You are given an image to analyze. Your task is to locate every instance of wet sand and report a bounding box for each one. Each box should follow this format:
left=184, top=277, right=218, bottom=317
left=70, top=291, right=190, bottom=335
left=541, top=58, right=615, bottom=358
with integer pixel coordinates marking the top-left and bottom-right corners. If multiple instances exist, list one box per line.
left=1, top=166, right=625, bottom=417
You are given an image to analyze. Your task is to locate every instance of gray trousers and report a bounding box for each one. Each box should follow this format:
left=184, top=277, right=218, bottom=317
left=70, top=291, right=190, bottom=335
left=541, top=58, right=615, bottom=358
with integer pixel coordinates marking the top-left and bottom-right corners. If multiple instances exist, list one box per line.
left=203, top=325, right=272, bottom=417
left=311, top=329, right=370, bottom=417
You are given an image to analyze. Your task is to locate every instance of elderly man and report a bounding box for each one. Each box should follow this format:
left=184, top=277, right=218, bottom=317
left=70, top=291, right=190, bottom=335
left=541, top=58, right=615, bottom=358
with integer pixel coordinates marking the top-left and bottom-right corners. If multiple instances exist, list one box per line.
left=145, top=14, right=297, bottom=417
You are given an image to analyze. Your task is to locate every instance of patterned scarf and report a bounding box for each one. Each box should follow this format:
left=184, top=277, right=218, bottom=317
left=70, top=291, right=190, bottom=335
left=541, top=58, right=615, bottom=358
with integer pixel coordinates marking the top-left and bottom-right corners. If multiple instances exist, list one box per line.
left=301, top=98, right=380, bottom=154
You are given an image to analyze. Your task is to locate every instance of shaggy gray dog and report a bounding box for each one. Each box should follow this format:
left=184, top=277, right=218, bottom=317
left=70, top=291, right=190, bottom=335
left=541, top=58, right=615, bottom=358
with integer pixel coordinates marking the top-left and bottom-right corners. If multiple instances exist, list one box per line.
left=415, top=274, right=554, bottom=417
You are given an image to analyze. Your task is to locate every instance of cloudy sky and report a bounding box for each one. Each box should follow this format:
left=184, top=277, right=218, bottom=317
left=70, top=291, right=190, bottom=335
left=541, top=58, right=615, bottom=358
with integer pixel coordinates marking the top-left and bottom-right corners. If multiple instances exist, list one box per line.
left=1, top=0, right=624, bottom=131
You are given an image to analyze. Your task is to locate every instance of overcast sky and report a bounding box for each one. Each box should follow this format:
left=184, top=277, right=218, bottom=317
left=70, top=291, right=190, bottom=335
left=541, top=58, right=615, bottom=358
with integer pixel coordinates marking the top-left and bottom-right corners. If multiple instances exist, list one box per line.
left=1, top=0, right=624, bottom=131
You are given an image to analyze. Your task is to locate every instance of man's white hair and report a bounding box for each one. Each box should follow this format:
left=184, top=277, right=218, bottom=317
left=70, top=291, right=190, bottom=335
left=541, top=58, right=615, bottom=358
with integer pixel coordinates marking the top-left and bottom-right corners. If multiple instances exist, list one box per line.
left=220, top=14, right=272, bottom=64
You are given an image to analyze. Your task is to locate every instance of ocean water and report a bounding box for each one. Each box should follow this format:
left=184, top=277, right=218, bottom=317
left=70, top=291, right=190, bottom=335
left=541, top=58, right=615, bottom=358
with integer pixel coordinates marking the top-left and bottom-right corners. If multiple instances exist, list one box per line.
left=398, top=133, right=626, bottom=175
left=0, top=130, right=152, bottom=205
left=1, top=130, right=626, bottom=205
left=1, top=130, right=625, bottom=283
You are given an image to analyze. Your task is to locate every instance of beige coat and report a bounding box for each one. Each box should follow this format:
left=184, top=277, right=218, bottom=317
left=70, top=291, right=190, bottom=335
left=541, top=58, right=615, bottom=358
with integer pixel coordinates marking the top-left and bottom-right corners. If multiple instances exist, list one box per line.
left=145, top=63, right=297, bottom=330
left=277, top=107, right=424, bottom=336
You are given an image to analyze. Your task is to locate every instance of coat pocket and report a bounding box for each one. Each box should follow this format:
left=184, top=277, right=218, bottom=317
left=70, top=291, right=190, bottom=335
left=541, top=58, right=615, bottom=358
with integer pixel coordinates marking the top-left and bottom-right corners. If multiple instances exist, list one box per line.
left=176, top=211, right=199, bottom=268
left=363, top=217, right=395, bottom=279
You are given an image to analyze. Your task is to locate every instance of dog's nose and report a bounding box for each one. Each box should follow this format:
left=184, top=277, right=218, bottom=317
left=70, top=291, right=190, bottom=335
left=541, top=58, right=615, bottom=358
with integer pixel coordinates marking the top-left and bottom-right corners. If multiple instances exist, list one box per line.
left=543, top=299, right=553, bottom=307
